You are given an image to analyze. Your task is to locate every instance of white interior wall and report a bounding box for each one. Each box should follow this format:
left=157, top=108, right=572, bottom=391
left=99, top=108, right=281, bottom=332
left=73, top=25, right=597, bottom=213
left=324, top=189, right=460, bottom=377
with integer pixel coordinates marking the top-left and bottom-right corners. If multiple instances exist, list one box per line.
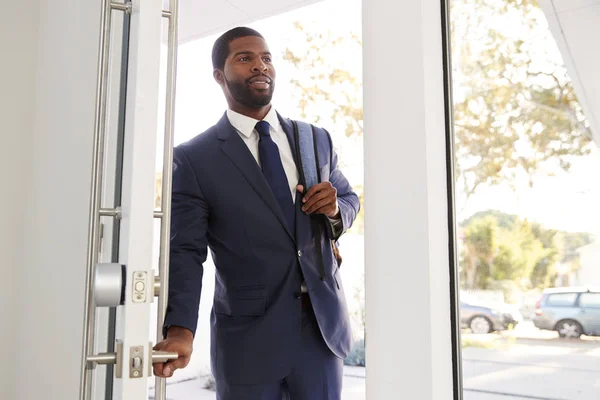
left=0, top=1, right=40, bottom=398
left=14, top=1, right=101, bottom=399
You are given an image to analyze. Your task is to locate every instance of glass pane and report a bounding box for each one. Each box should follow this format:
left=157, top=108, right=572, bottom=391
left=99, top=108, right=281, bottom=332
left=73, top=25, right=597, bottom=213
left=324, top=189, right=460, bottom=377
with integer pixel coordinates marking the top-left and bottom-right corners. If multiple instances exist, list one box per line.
left=579, top=293, right=600, bottom=308
left=546, top=293, right=578, bottom=307
left=450, top=0, right=600, bottom=398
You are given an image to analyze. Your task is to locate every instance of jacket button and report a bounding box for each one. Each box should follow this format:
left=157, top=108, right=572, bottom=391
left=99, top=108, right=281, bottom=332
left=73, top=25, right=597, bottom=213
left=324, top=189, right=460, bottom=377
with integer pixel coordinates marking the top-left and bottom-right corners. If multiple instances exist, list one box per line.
left=297, top=250, right=302, bottom=257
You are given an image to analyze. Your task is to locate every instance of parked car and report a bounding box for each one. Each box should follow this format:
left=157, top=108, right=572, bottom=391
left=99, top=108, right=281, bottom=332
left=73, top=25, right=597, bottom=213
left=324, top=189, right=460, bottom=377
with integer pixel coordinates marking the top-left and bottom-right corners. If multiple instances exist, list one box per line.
left=533, top=287, right=600, bottom=339
left=459, top=292, right=522, bottom=334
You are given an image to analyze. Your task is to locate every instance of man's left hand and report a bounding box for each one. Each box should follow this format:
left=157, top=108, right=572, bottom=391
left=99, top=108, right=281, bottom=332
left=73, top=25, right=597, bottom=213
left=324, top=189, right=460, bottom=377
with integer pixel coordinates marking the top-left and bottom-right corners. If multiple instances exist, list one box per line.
left=297, top=183, right=340, bottom=219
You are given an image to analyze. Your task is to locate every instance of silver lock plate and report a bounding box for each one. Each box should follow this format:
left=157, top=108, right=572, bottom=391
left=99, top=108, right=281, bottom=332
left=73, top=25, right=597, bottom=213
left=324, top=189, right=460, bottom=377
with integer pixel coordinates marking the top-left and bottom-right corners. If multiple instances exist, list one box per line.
left=130, top=346, right=144, bottom=378
left=132, top=271, right=147, bottom=303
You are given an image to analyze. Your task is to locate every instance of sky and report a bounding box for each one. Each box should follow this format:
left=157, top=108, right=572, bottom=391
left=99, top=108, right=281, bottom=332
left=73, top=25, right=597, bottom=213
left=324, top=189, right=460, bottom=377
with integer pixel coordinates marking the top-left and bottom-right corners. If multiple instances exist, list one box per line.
left=160, top=0, right=600, bottom=236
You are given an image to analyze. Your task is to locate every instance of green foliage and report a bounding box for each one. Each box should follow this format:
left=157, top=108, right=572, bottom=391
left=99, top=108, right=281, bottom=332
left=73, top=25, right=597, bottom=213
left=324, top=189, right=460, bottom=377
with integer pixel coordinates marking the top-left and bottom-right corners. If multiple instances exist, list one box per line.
left=282, top=22, right=362, bottom=138
left=461, top=216, right=498, bottom=288
left=344, top=339, right=365, bottom=366
left=451, top=0, right=592, bottom=198
left=492, top=219, right=549, bottom=282
left=460, top=210, right=592, bottom=289
left=462, top=209, right=518, bottom=230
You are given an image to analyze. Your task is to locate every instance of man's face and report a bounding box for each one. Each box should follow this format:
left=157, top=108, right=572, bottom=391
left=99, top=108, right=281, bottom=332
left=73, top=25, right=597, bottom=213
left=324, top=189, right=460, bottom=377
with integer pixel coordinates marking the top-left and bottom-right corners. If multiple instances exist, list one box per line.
left=218, top=36, right=276, bottom=109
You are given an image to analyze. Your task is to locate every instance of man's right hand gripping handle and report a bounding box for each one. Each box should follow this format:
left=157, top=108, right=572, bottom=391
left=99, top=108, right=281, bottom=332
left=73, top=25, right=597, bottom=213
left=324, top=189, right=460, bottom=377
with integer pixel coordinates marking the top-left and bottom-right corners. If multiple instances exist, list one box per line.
left=153, top=326, right=194, bottom=378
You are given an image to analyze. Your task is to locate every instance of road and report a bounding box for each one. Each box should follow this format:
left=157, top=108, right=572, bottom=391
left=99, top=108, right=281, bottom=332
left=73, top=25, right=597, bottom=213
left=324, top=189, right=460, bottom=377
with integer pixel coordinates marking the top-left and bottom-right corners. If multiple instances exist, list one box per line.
left=462, top=321, right=600, bottom=400
left=152, top=322, right=600, bottom=400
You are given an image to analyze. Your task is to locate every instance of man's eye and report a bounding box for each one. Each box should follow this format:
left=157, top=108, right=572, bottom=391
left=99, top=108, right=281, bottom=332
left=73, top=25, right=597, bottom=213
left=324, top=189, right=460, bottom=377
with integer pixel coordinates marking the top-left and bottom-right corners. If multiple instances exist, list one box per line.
left=263, top=57, right=272, bottom=63
left=239, top=57, right=249, bottom=62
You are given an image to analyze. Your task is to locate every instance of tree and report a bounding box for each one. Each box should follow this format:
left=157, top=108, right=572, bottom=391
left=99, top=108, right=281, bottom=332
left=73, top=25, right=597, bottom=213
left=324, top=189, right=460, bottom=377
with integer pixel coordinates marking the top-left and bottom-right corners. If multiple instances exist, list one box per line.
left=282, top=22, right=362, bottom=139
left=461, top=215, right=498, bottom=288
left=282, top=0, right=593, bottom=212
left=492, top=219, right=549, bottom=284
left=451, top=0, right=592, bottom=199
left=460, top=210, right=593, bottom=289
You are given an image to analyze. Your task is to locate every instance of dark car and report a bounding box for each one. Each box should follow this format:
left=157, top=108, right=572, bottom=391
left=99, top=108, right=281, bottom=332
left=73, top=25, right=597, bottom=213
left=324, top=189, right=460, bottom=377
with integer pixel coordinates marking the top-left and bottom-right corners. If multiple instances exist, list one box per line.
left=460, top=292, right=522, bottom=334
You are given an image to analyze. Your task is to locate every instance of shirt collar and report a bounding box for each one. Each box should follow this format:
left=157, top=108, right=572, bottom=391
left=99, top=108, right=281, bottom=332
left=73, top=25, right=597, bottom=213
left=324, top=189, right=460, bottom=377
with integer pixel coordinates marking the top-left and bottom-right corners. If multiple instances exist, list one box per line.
left=227, top=106, right=281, bottom=138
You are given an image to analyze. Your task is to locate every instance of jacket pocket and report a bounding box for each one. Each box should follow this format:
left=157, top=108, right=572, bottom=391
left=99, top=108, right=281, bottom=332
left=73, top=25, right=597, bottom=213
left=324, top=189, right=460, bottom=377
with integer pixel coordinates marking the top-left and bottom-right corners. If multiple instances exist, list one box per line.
left=214, top=285, right=266, bottom=317
left=232, top=285, right=265, bottom=300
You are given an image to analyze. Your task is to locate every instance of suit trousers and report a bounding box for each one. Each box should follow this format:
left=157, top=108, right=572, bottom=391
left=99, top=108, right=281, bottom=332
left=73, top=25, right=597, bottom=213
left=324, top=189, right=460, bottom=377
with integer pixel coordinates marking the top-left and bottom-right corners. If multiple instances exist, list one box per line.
left=215, top=298, right=343, bottom=400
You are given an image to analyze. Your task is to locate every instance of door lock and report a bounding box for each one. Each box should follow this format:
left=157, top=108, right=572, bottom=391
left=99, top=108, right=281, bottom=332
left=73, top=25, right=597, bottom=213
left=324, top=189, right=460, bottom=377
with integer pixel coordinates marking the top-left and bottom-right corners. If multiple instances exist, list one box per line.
left=132, top=271, right=147, bottom=303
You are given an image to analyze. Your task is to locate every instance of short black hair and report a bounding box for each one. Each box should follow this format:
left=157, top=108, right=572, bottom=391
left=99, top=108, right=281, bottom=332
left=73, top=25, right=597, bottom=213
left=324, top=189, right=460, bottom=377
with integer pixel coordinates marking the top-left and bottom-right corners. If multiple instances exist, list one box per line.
left=212, top=27, right=264, bottom=70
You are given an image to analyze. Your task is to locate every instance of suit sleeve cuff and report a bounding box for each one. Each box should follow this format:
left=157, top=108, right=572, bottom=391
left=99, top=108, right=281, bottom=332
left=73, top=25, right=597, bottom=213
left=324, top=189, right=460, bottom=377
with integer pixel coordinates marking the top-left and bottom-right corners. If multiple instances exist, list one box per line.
left=326, top=202, right=343, bottom=239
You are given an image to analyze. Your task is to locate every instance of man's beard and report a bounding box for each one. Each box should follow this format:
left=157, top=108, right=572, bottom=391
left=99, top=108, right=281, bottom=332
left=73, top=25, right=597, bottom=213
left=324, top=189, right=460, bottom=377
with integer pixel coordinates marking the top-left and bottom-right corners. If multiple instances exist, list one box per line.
left=225, top=76, right=274, bottom=109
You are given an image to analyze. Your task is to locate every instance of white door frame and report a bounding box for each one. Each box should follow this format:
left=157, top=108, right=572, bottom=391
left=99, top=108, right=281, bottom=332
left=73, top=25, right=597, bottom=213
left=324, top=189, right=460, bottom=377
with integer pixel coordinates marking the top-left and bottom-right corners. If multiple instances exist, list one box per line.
left=363, top=0, right=460, bottom=398
left=79, top=0, right=170, bottom=399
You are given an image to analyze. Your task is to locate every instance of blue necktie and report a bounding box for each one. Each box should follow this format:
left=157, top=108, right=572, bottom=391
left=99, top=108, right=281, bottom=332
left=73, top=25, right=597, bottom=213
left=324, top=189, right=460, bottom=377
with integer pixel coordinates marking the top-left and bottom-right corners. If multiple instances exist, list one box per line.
left=256, top=121, right=295, bottom=232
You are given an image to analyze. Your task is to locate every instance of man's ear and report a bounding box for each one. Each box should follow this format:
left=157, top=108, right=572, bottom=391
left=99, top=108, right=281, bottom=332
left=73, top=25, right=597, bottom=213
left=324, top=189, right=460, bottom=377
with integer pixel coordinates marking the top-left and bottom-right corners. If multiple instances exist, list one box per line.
left=213, top=69, right=224, bottom=85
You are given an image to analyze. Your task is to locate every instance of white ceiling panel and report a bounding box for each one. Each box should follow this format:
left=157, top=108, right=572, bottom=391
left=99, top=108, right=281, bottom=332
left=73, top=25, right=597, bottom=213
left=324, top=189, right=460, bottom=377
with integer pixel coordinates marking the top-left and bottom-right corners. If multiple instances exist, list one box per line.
left=174, top=0, right=323, bottom=44
left=540, top=0, right=600, bottom=144
left=548, top=0, right=600, bottom=14
left=177, top=1, right=249, bottom=44
left=226, top=0, right=320, bottom=18
left=554, top=5, right=600, bottom=141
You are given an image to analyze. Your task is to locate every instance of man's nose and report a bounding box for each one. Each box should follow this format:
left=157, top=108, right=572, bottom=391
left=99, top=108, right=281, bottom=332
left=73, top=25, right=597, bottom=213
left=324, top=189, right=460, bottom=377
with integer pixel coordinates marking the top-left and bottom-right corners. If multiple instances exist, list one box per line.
left=251, top=59, right=268, bottom=73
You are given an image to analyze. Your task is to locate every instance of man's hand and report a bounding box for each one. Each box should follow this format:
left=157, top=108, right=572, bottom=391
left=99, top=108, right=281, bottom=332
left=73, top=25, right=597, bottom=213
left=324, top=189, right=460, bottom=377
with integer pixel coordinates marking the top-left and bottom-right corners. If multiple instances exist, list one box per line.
left=297, top=183, right=340, bottom=219
left=153, top=326, right=194, bottom=378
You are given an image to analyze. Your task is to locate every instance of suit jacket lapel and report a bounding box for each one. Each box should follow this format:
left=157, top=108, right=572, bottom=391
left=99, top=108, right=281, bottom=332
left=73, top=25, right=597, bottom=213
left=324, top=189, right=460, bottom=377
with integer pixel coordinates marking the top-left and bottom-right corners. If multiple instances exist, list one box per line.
left=217, top=113, right=295, bottom=242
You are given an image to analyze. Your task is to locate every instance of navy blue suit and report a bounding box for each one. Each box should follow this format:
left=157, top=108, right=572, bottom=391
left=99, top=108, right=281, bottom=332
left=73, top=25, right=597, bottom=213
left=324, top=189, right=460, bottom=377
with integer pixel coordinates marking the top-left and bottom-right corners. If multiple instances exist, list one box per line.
left=163, top=112, right=360, bottom=393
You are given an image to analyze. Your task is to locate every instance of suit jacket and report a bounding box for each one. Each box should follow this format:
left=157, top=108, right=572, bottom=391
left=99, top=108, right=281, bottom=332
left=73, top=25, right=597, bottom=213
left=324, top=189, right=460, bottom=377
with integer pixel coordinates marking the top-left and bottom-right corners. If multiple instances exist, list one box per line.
left=163, top=112, right=360, bottom=384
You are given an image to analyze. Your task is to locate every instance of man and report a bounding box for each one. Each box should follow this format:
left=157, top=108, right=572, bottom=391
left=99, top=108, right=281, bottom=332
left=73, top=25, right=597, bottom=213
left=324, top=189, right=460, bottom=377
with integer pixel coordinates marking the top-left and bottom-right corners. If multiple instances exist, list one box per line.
left=153, top=27, right=360, bottom=400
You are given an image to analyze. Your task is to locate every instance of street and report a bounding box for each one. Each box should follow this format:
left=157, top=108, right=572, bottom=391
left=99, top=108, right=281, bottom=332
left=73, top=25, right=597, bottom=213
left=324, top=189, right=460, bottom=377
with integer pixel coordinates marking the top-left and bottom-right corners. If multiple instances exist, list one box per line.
left=151, top=322, right=600, bottom=400
left=462, top=321, right=600, bottom=400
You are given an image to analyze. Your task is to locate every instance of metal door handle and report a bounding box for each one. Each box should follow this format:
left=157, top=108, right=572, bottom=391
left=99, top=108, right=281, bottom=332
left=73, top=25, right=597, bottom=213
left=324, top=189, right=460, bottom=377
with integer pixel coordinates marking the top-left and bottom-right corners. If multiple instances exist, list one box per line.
left=87, top=350, right=178, bottom=365
left=152, top=351, right=179, bottom=364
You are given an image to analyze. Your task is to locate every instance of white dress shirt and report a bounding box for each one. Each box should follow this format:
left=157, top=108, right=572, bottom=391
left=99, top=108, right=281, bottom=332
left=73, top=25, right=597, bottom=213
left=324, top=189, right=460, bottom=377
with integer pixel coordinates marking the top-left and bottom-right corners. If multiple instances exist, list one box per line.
left=227, top=108, right=300, bottom=201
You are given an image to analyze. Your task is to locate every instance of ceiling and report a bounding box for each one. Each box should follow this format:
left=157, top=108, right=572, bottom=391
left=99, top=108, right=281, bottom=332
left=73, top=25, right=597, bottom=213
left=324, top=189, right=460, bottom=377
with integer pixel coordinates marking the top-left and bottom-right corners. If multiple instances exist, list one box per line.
left=539, top=0, right=600, bottom=144
left=173, top=0, right=322, bottom=44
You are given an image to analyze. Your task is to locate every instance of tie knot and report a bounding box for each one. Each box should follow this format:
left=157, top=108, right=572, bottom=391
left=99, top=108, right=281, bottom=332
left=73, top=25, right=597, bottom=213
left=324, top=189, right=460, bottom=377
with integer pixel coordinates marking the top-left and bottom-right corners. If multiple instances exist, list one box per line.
left=255, top=121, right=271, bottom=138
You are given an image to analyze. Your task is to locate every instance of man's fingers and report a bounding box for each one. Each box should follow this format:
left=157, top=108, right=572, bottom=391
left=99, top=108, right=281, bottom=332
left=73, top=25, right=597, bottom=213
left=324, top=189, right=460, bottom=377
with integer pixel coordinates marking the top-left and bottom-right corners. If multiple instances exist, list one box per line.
left=296, top=184, right=304, bottom=193
left=163, top=356, right=190, bottom=377
left=153, top=362, right=166, bottom=377
left=302, top=190, right=330, bottom=211
left=302, top=182, right=330, bottom=203
left=302, top=184, right=336, bottom=213
left=163, top=360, right=176, bottom=377
left=306, top=198, right=335, bottom=215
left=172, top=355, right=190, bottom=370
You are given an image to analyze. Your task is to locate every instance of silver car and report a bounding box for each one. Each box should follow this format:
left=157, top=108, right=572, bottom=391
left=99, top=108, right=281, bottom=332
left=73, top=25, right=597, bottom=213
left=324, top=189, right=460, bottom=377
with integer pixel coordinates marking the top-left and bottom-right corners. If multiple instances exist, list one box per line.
left=533, top=287, right=600, bottom=339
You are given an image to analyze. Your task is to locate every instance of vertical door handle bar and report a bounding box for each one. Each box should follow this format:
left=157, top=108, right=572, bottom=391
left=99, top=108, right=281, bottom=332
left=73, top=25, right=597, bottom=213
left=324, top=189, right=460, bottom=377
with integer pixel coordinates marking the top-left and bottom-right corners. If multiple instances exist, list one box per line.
left=154, top=1, right=179, bottom=399
left=79, top=2, right=131, bottom=399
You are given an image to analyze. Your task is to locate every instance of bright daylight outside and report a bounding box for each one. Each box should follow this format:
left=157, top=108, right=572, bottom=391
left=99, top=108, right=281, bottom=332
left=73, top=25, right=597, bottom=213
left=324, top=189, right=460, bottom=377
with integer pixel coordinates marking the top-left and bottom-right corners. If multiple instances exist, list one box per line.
left=149, top=0, right=600, bottom=399
left=452, top=1, right=600, bottom=399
